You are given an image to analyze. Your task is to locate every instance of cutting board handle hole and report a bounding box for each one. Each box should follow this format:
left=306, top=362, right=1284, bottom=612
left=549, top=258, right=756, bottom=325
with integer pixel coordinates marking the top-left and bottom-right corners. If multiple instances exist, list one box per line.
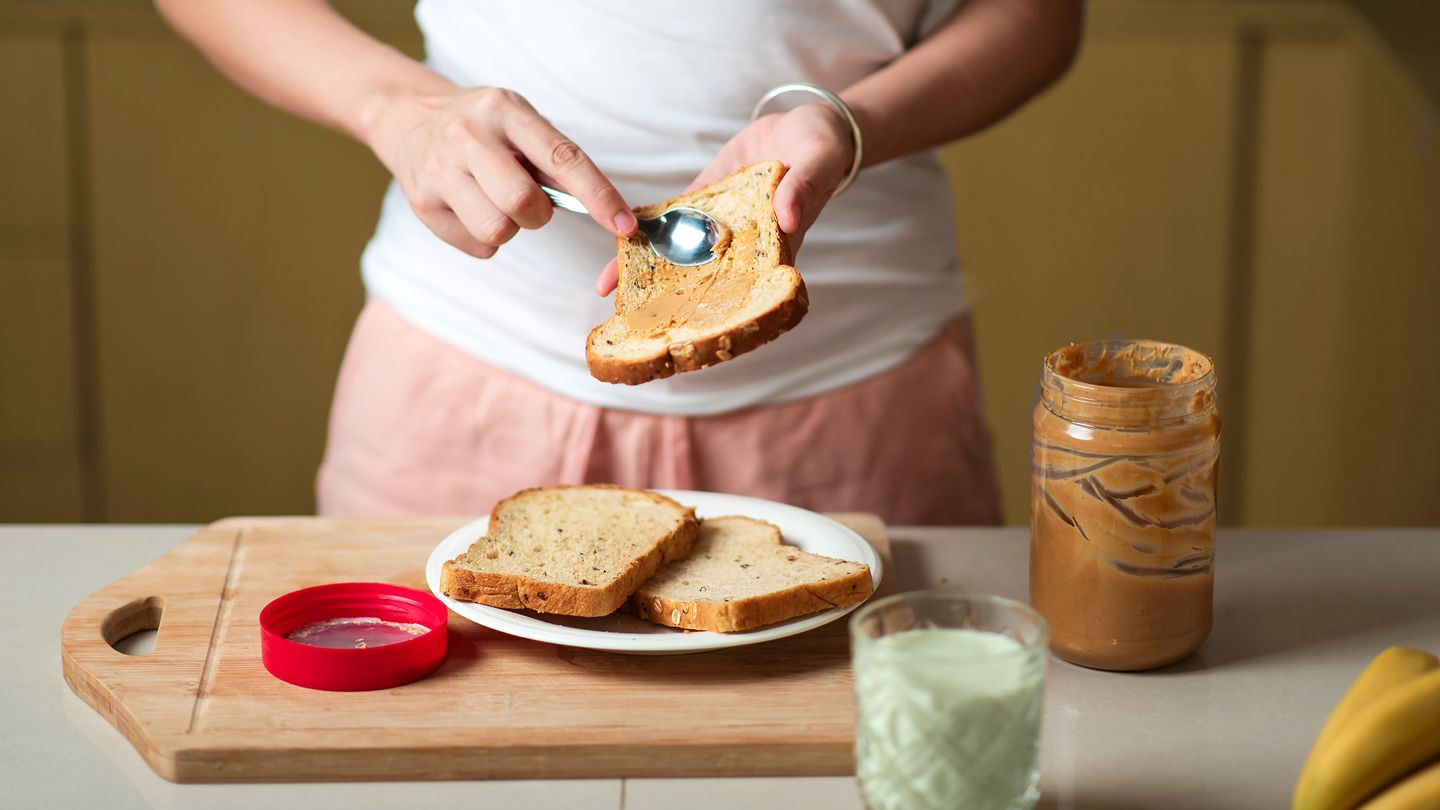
left=103, top=596, right=165, bottom=656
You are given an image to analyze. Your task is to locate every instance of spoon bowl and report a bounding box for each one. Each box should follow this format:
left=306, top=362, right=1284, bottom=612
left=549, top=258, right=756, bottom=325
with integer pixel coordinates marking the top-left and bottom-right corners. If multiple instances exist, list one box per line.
left=635, top=207, right=731, bottom=266
left=541, top=186, right=730, bottom=266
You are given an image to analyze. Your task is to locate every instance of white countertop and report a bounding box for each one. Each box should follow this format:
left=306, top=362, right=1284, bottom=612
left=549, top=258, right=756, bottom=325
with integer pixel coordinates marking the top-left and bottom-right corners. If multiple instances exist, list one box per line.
left=4, top=524, right=1439, bottom=809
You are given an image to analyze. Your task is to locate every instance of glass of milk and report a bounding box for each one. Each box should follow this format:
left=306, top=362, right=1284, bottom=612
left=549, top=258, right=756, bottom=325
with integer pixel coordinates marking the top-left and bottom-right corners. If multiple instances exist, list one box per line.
left=850, top=591, right=1048, bottom=810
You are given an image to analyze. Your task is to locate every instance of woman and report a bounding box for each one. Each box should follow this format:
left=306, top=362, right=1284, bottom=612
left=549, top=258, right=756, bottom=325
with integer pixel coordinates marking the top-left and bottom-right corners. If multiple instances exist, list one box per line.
left=156, top=0, right=1082, bottom=524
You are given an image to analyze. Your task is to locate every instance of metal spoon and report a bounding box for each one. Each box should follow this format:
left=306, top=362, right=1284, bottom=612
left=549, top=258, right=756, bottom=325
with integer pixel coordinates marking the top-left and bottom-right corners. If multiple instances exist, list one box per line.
left=540, top=185, right=730, bottom=267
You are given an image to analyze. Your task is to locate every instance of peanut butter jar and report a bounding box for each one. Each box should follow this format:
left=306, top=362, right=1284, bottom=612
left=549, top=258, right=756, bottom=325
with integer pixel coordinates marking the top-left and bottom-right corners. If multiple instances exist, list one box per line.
left=1029, top=339, right=1220, bottom=671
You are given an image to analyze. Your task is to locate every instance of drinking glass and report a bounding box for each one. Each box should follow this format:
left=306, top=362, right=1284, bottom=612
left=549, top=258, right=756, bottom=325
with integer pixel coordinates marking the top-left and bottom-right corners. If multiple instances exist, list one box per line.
left=851, top=591, right=1048, bottom=810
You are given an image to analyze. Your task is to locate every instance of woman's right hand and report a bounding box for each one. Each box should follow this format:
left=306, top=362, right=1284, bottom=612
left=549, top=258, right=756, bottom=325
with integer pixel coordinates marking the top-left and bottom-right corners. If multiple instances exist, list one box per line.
left=364, top=86, right=637, bottom=259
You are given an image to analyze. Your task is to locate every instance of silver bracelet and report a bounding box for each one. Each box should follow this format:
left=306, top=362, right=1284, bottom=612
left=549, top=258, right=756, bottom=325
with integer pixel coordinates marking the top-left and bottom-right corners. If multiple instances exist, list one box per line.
left=750, top=82, right=865, bottom=196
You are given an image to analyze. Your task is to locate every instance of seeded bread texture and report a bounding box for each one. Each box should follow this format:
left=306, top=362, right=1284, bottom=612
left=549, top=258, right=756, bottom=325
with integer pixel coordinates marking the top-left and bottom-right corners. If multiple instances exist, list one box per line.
left=629, top=515, right=874, bottom=633
left=440, top=485, right=699, bottom=617
left=587, top=160, right=808, bottom=385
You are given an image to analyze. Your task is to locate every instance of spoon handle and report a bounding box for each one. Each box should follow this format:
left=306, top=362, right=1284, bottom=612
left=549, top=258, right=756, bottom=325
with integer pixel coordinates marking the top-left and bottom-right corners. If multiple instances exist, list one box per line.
left=540, top=185, right=589, bottom=215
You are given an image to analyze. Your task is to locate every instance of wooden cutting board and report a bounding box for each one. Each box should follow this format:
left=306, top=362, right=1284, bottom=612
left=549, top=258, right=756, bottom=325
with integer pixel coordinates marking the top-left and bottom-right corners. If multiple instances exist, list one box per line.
left=61, top=514, right=891, bottom=783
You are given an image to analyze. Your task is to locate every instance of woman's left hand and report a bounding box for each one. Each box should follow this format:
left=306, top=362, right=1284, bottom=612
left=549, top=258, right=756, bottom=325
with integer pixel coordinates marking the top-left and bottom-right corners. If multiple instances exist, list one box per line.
left=595, top=103, right=854, bottom=295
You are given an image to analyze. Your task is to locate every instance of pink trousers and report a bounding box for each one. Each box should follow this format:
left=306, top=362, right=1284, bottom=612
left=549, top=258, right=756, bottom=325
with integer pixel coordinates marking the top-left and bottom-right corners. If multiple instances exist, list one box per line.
left=317, top=299, right=1001, bottom=525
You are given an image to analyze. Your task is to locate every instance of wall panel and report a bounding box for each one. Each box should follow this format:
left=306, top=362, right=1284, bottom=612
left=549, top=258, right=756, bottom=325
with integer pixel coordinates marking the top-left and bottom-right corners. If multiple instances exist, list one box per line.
left=0, top=33, right=84, bottom=520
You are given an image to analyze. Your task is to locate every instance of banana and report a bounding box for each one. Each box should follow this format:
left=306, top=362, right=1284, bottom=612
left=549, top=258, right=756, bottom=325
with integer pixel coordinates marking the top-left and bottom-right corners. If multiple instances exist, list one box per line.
left=1296, top=647, right=1440, bottom=809
left=1307, top=648, right=1440, bottom=765
left=1356, top=760, right=1440, bottom=810
left=1294, top=667, right=1440, bottom=810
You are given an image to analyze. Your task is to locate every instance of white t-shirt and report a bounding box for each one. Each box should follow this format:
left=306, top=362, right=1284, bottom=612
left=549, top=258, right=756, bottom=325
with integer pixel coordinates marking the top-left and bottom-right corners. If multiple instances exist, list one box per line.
left=361, top=0, right=968, bottom=416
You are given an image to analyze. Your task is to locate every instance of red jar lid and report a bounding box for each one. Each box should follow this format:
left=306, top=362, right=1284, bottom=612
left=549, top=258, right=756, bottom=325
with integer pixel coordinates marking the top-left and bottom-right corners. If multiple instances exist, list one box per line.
left=259, top=582, right=448, bottom=691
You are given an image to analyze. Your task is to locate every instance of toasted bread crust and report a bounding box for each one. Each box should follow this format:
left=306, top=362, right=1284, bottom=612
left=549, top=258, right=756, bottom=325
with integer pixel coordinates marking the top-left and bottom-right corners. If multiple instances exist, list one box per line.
left=629, top=568, right=873, bottom=633
left=586, top=272, right=808, bottom=385
left=586, top=161, right=807, bottom=385
left=439, top=485, right=699, bottom=617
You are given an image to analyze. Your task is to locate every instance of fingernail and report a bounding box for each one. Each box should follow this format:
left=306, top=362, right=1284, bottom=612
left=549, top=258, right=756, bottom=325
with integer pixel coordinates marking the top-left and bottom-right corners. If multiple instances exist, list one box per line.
left=613, top=210, right=637, bottom=235
left=782, top=206, right=800, bottom=234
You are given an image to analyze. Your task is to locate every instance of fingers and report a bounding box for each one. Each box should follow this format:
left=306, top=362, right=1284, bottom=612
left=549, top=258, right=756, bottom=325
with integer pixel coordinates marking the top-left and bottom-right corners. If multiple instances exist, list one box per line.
left=408, top=170, right=518, bottom=259
left=413, top=202, right=496, bottom=259
left=505, top=112, right=636, bottom=237
left=772, top=172, right=807, bottom=234
left=396, top=87, right=635, bottom=260
left=444, top=171, right=518, bottom=252
left=595, top=258, right=619, bottom=296
left=774, top=154, right=838, bottom=237
left=468, top=148, right=553, bottom=231
left=773, top=106, right=851, bottom=238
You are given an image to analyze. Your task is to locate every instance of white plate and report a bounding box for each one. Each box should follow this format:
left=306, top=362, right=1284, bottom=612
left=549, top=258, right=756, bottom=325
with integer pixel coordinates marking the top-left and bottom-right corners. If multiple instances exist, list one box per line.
left=424, top=489, right=882, bottom=654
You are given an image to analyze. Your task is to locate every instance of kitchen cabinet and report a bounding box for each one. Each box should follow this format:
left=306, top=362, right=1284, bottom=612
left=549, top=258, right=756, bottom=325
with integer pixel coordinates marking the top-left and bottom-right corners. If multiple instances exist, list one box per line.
left=0, top=1, right=1436, bottom=526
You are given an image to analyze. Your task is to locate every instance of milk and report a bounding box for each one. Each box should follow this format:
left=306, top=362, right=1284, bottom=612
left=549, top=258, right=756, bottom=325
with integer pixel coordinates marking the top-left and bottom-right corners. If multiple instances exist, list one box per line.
left=854, top=628, right=1044, bottom=810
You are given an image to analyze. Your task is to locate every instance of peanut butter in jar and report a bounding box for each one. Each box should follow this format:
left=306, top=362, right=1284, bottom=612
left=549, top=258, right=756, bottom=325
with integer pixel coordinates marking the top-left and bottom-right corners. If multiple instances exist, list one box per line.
left=1029, top=339, right=1220, bottom=671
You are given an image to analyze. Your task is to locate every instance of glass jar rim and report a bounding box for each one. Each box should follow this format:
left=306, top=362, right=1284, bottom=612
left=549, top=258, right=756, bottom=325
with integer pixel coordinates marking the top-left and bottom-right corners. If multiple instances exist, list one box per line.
left=1041, top=339, right=1216, bottom=406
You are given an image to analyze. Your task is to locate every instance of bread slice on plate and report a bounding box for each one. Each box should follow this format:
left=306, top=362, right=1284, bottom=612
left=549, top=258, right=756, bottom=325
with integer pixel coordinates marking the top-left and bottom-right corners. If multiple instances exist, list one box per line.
left=629, top=515, right=874, bottom=633
left=440, top=485, right=698, bottom=617
left=587, top=160, right=809, bottom=385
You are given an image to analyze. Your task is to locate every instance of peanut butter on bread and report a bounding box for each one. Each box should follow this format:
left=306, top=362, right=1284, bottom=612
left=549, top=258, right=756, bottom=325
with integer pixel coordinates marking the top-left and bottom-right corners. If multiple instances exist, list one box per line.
left=586, top=161, right=809, bottom=385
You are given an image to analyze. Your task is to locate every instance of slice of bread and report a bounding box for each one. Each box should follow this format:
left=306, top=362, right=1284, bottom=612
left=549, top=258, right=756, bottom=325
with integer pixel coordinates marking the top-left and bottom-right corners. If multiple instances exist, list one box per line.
left=629, top=515, right=874, bottom=633
left=440, top=485, right=698, bottom=617
left=587, top=160, right=809, bottom=385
